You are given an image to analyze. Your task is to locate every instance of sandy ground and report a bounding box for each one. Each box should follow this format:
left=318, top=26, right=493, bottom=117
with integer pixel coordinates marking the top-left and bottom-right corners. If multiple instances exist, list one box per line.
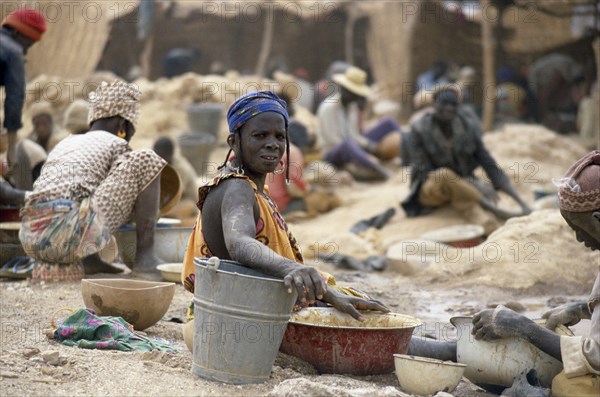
left=3, top=81, right=598, bottom=396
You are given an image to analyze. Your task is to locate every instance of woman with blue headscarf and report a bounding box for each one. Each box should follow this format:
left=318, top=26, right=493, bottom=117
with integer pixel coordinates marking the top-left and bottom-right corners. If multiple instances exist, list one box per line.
left=182, top=91, right=388, bottom=319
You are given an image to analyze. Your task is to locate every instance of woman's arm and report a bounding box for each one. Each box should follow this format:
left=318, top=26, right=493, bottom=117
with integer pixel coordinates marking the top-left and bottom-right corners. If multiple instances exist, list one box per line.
left=219, top=179, right=325, bottom=304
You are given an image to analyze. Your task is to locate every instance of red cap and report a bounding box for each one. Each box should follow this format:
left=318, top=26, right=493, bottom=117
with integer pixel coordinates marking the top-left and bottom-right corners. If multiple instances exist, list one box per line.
left=2, top=8, right=47, bottom=42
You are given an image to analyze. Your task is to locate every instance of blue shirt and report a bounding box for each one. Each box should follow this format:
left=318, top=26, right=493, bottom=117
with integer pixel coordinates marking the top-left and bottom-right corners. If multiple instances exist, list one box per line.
left=0, top=28, right=26, bottom=131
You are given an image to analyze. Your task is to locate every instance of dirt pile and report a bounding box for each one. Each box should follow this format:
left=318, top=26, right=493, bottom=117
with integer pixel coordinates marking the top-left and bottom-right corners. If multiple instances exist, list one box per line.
left=423, top=209, right=599, bottom=293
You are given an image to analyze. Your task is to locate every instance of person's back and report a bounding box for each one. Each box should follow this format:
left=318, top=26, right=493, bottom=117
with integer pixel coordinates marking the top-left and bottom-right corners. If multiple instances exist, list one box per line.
left=27, top=131, right=128, bottom=204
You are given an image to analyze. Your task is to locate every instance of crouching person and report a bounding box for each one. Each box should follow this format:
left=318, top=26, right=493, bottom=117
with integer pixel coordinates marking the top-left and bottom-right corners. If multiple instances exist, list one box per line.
left=19, top=80, right=166, bottom=281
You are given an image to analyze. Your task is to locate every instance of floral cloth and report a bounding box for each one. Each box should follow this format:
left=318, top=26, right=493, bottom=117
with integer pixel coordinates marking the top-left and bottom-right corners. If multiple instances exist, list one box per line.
left=20, top=197, right=111, bottom=264
left=54, top=308, right=176, bottom=352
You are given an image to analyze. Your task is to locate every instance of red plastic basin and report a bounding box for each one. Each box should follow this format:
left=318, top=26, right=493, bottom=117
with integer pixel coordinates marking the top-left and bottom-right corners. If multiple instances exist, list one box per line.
left=280, top=308, right=422, bottom=375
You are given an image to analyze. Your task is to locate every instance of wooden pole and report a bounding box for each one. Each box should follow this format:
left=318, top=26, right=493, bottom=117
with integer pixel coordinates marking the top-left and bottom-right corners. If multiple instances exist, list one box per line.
left=594, top=37, right=600, bottom=149
left=140, top=34, right=154, bottom=79
left=345, top=4, right=358, bottom=64
left=255, top=6, right=275, bottom=78
left=481, top=0, right=496, bottom=132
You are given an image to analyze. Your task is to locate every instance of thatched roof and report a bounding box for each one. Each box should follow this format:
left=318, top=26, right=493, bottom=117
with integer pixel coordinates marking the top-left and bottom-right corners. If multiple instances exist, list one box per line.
left=1, top=0, right=133, bottom=79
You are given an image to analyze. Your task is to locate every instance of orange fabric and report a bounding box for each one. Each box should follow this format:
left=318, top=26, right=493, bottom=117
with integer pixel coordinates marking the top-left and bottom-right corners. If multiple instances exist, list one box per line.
left=266, top=144, right=307, bottom=212
left=182, top=171, right=304, bottom=293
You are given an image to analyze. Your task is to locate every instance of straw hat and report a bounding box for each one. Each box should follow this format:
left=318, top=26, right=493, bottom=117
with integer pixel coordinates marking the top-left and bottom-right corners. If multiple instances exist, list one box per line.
left=332, top=66, right=372, bottom=98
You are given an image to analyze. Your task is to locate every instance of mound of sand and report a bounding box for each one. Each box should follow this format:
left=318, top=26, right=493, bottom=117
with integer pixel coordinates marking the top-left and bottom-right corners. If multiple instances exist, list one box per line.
left=422, top=209, right=599, bottom=294
left=483, top=124, right=588, bottom=186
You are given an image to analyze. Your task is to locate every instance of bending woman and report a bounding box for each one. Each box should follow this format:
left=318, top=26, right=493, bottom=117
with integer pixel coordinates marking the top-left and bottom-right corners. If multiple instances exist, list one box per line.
left=20, top=80, right=166, bottom=281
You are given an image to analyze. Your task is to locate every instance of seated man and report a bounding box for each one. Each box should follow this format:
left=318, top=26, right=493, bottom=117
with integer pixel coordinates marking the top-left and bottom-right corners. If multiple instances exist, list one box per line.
left=401, top=86, right=531, bottom=235
left=19, top=80, right=166, bottom=281
left=317, top=66, right=402, bottom=181
left=182, top=90, right=387, bottom=319
left=27, top=102, right=67, bottom=152
left=472, top=150, right=600, bottom=396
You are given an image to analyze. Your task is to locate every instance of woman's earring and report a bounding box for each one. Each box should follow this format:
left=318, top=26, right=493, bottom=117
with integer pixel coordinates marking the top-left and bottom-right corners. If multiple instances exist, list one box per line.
left=273, top=161, right=285, bottom=175
left=234, top=161, right=245, bottom=175
left=117, top=130, right=127, bottom=139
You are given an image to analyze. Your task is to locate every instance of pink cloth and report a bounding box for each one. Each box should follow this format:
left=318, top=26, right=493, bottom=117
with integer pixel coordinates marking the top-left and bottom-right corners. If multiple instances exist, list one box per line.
left=266, top=144, right=307, bottom=212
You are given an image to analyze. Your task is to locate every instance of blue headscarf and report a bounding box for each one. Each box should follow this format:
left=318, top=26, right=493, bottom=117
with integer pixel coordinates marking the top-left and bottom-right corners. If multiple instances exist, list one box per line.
left=226, top=91, right=289, bottom=133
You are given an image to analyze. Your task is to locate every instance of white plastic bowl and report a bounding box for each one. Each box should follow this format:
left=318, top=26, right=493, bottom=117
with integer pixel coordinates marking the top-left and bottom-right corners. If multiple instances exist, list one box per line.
left=156, top=263, right=183, bottom=283
left=394, top=354, right=466, bottom=395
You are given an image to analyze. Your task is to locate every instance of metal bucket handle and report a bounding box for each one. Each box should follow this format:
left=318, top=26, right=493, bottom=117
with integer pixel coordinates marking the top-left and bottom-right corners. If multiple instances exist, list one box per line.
left=206, top=256, right=221, bottom=276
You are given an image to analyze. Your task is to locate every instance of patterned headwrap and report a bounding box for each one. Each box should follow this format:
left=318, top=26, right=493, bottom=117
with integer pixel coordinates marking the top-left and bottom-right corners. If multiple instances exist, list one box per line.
left=87, top=80, right=141, bottom=128
left=226, top=91, right=288, bottom=133
left=557, top=150, right=600, bottom=212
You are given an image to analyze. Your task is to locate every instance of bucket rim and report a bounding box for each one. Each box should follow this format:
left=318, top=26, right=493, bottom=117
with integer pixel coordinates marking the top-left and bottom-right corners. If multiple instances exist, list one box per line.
left=194, top=258, right=285, bottom=284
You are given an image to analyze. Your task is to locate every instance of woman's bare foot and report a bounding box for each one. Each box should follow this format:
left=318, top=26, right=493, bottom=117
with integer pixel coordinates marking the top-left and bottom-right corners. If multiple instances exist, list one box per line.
left=82, top=253, right=129, bottom=274
left=133, top=250, right=165, bottom=274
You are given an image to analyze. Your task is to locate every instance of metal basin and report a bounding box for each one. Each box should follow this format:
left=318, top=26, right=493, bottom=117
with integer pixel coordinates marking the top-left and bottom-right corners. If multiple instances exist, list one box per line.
left=115, top=226, right=192, bottom=266
left=280, top=307, right=422, bottom=375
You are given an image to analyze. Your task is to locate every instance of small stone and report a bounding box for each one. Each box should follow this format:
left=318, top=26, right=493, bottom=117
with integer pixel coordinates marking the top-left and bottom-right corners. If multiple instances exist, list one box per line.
left=0, top=371, right=19, bottom=379
left=41, top=367, right=56, bottom=376
left=23, top=348, right=41, bottom=358
left=41, top=350, right=60, bottom=365
left=28, top=356, right=44, bottom=364
left=434, top=392, right=454, bottom=397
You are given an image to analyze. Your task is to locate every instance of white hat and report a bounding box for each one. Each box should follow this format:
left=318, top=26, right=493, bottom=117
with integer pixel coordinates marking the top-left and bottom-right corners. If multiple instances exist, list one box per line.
left=332, top=66, right=372, bottom=98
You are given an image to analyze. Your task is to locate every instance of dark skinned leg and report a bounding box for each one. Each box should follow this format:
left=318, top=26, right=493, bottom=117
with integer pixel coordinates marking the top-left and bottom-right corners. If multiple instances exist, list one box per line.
left=132, top=176, right=164, bottom=273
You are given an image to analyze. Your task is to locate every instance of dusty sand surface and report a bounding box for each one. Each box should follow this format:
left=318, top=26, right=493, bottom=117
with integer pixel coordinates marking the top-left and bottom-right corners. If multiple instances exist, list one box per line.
left=3, top=74, right=597, bottom=396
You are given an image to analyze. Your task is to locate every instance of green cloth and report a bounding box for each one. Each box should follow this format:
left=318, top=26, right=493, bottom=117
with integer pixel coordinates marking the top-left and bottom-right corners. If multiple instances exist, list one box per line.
left=54, top=308, right=176, bottom=352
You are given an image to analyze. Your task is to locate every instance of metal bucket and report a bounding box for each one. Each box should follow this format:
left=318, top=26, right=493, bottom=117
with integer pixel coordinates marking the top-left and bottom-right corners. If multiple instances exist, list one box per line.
left=186, top=103, right=224, bottom=137
left=177, top=133, right=216, bottom=175
left=192, top=258, right=297, bottom=384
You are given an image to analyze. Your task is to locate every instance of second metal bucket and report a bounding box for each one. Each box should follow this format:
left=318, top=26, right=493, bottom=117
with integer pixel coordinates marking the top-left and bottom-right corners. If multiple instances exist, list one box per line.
left=192, top=258, right=297, bottom=384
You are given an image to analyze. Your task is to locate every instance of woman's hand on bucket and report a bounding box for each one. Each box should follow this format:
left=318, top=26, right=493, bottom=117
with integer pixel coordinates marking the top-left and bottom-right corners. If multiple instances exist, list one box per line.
left=283, top=266, right=327, bottom=304
left=324, top=288, right=390, bottom=321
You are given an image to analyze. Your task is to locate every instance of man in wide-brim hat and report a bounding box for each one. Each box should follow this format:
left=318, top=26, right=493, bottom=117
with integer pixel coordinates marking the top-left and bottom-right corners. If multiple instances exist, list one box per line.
left=317, top=66, right=403, bottom=181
